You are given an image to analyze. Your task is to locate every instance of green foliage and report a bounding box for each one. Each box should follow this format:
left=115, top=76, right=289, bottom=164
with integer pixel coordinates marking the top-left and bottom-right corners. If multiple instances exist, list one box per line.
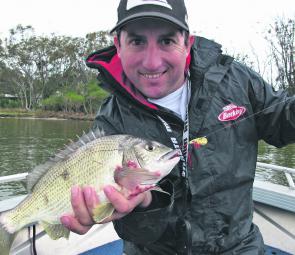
left=40, top=80, right=109, bottom=114
left=85, top=80, right=109, bottom=114
left=41, top=95, right=64, bottom=111
left=87, top=80, right=108, bottom=99
left=0, top=98, right=21, bottom=108
left=64, top=91, right=85, bottom=112
left=65, top=91, right=84, bottom=104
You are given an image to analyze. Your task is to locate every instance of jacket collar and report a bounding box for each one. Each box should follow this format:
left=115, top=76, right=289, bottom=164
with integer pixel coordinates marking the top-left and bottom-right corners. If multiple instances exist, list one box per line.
left=190, top=36, right=222, bottom=75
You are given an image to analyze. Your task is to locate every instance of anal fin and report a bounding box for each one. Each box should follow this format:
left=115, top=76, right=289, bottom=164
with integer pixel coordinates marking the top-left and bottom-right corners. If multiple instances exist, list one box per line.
left=92, top=202, right=114, bottom=223
left=41, top=221, right=70, bottom=240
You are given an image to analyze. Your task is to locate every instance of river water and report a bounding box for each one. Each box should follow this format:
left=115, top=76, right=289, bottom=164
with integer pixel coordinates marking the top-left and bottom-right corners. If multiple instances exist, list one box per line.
left=0, top=117, right=294, bottom=201
left=0, top=118, right=92, bottom=201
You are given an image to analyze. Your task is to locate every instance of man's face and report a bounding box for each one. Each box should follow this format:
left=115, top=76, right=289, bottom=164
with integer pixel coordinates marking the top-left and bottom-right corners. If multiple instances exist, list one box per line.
left=114, top=19, right=194, bottom=99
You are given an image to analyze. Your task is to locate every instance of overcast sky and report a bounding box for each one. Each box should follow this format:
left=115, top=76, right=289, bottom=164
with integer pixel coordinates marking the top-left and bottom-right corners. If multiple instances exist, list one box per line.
left=0, top=0, right=294, bottom=56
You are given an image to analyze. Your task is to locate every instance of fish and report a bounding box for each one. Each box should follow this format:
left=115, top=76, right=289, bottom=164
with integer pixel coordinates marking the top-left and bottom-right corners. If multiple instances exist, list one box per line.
left=0, top=130, right=180, bottom=254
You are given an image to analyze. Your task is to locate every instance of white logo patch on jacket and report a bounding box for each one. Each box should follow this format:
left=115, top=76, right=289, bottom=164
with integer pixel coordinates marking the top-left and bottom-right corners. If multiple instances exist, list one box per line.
left=127, top=0, right=172, bottom=10
left=218, top=104, right=246, bottom=122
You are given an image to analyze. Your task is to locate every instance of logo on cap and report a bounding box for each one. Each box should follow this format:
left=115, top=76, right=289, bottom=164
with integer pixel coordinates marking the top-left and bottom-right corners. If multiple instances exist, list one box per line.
left=126, top=0, right=172, bottom=10
left=218, top=104, right=246, bottom=122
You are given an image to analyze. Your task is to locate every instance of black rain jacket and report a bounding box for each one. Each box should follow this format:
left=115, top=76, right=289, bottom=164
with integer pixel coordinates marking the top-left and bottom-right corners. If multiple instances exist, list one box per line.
left=86, top=36, right=295, bottom=255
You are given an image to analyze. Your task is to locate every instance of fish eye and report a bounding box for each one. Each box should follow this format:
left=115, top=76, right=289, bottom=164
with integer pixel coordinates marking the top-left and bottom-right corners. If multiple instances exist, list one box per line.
left=145, top=143, right=155, bottom=151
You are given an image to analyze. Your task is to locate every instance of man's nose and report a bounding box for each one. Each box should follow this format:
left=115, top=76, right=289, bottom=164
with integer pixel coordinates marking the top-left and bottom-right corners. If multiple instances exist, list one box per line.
left=142, top=43, right=162, bottom=71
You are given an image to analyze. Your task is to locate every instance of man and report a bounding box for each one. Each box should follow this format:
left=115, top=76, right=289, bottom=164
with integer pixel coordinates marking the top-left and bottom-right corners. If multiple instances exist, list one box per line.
left=61, top=0, right=295, bottom=254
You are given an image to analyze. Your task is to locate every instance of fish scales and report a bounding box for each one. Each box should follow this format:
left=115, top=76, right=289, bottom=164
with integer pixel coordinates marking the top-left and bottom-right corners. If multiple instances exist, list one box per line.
left=0, top=133, right=180, bottom=254
left=7, top=136, right=125, bottom=231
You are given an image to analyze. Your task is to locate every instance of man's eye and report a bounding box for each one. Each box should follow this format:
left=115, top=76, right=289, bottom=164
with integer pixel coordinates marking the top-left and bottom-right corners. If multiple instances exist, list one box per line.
left=130, top=39, right=144, bottom=45
left=161, top=39, right=174, bottom=46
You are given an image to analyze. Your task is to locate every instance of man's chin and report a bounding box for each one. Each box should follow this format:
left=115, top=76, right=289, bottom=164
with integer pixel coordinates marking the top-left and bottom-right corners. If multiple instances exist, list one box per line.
left=145, top=92, right=165, bottom=99
left=139, top=87, right=164, bottom=99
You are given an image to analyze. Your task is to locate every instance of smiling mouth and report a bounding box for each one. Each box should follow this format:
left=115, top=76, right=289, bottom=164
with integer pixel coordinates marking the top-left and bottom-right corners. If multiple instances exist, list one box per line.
left=140, top=71, right=167, bottom=79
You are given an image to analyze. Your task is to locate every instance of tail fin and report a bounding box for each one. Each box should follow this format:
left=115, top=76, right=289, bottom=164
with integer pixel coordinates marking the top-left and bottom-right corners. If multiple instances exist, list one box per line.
left=0, top=224, right=15, bottom=255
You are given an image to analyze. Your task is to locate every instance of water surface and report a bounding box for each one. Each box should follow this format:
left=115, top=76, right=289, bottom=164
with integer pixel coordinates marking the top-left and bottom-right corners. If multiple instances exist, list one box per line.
left=0, top=118, right=92, bottom=200
left=0, top=118, right=294, bottom=200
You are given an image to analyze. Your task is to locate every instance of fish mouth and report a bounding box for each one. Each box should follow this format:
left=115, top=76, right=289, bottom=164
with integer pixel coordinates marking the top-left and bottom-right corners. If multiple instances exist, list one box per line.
left=159, top=149, right=180, bottom=161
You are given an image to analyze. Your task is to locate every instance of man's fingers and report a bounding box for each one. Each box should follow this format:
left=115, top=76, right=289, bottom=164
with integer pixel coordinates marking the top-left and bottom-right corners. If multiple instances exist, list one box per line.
left=65, top=184, right=149, bottom=232
left=61, top=186, right=99, bottom=235
left=60, top=215, right=91, bottom=235
left=83, top=186, right=100, bottom=216
left=71, top=186, right=94, bottom=226
left=103, top=185, right=146, bottom=213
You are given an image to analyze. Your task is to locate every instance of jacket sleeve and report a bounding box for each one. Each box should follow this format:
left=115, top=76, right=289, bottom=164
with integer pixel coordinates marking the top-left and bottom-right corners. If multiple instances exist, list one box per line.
left=246, top=66, right=295, bottom=147
left=113, top=179, right=174, bottom=244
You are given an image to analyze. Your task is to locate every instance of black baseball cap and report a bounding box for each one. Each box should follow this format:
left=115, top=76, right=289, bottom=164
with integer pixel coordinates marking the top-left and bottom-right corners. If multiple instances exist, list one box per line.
left=110, top=0, right=189, bottom=33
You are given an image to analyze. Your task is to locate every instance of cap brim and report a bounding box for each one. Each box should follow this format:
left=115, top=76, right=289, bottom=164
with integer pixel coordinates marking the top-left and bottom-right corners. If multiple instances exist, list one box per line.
left=110, top=12, right=189, bottom=33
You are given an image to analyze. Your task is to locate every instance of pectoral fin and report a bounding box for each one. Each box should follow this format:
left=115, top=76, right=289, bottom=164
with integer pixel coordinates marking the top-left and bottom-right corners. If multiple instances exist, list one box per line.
left=115, top=167, right=161, bottom=190
left=92, top=202, right=114, bottom=223
left=150, top=186, right=170, bottom=195
left=41, top=221, right=70, bottom=240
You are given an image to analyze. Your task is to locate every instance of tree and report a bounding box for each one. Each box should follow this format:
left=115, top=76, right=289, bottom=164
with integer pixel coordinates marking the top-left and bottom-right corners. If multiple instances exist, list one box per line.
left=84, top=31, right=112, bottom=55
left=84, top=80, right=109, bottom=114
left=0, top=25, right=112, bottom=111
left=64, top=91, right=85, bottom=112
left=0, top=38, right=8, bottom=94
left=3, top=25, right=47, bottom=109
left=266, top=17, right=295, bottom=94
left=0, top=38, right=5, bottom=69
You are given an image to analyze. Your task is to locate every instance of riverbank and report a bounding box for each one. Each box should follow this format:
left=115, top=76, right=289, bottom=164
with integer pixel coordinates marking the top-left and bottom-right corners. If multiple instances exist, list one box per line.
left=0, top=108, right=95, bottom=121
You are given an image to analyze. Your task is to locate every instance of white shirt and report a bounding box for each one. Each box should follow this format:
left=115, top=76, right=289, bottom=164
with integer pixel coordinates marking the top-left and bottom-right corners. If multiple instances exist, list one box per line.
left=148, top=81, right=189, bottom=121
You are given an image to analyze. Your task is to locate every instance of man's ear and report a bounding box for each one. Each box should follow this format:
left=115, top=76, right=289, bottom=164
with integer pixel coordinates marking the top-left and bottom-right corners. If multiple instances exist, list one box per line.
left=114, top=36, right=121, bottom=58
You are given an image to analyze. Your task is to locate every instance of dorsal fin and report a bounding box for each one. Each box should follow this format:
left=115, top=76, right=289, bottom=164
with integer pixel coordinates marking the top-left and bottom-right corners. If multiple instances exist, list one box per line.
left=26, top=128, right=105, bottom=191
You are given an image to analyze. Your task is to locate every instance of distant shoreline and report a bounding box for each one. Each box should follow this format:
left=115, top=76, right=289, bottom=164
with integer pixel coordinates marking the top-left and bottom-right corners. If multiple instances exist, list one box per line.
left=0, top=109, right=95, bottom=121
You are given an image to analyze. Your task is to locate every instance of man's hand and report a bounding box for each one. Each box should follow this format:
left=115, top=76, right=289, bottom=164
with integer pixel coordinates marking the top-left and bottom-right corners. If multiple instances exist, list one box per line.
left=60, top=185, right=152, bottom=235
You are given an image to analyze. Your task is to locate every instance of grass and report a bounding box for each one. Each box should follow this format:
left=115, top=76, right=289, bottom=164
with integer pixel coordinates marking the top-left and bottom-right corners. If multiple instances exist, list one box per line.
left=0, top=108, right=35, bottom=117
